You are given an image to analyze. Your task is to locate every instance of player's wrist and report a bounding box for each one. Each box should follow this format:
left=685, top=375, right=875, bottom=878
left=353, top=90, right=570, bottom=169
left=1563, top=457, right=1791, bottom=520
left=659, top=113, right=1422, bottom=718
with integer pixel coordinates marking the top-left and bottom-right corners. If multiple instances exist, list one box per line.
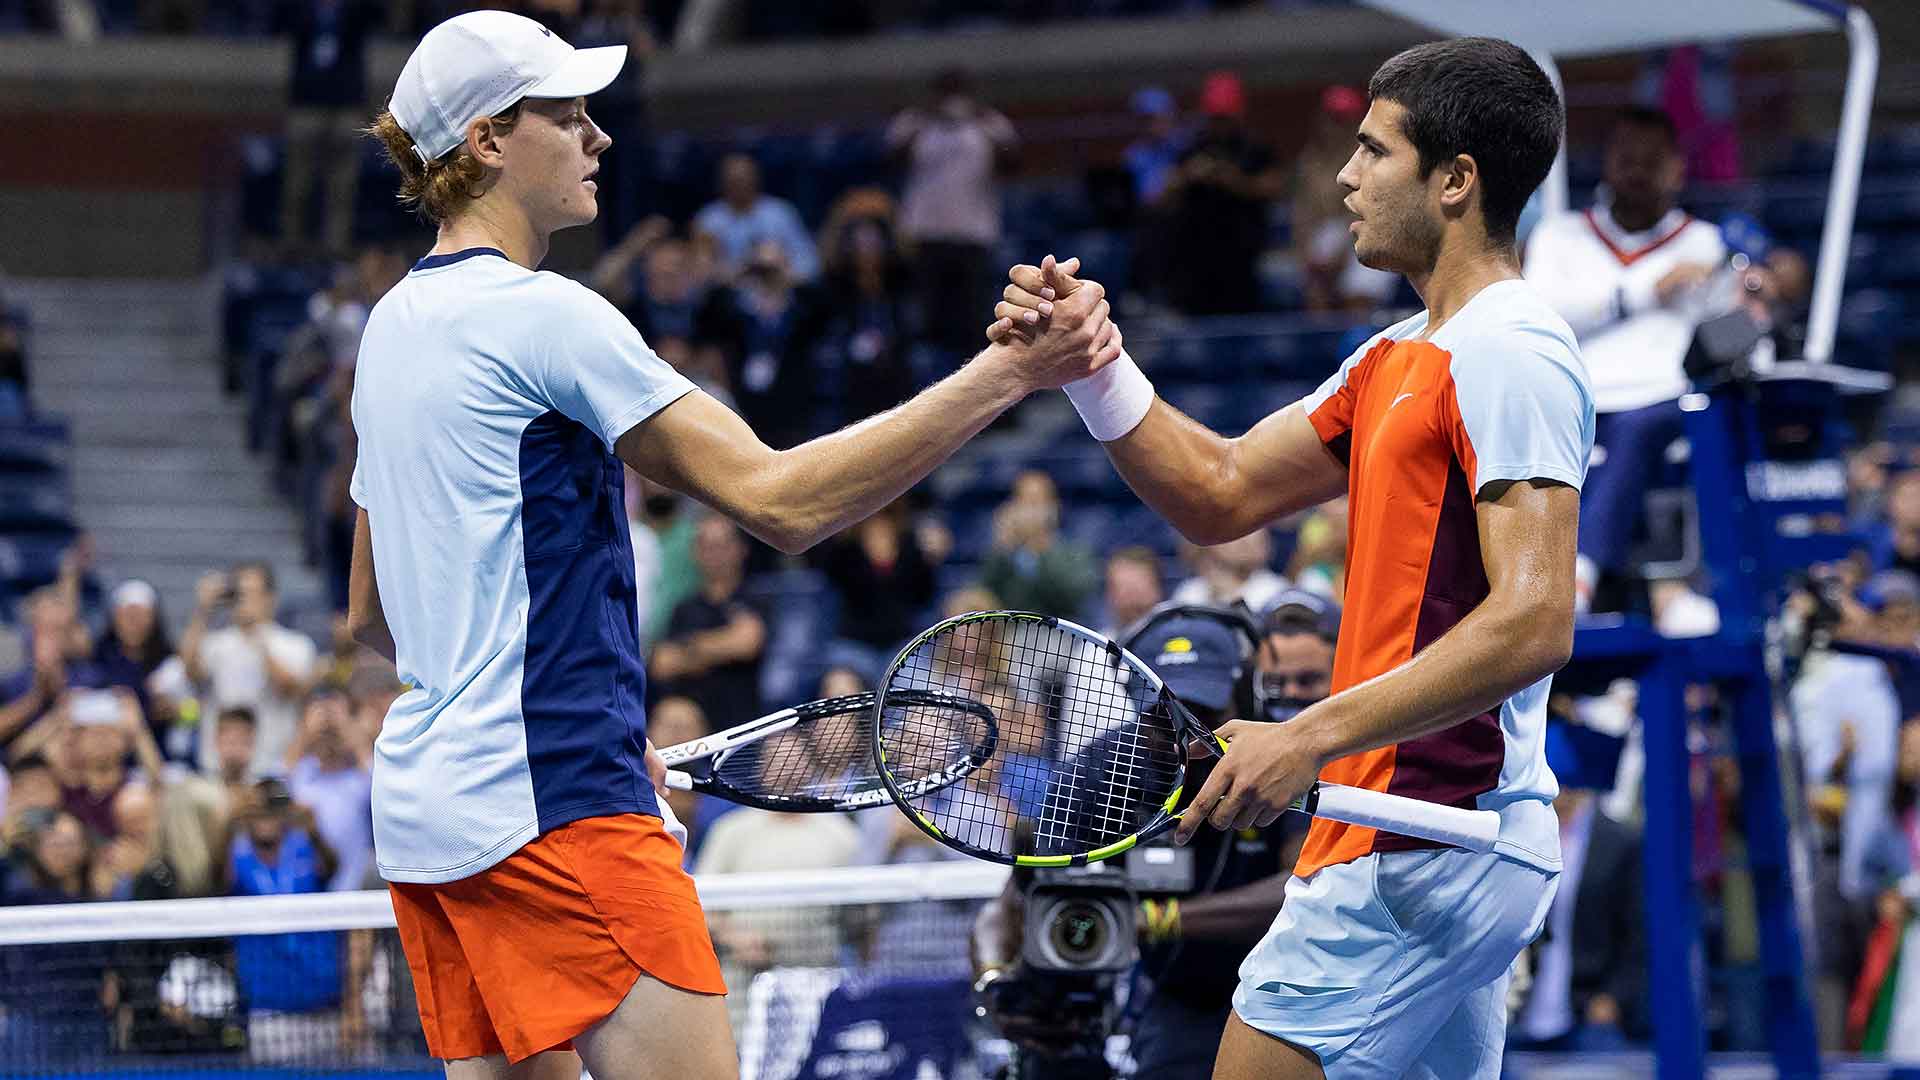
left=1062, top=348, right=1153, bottom=442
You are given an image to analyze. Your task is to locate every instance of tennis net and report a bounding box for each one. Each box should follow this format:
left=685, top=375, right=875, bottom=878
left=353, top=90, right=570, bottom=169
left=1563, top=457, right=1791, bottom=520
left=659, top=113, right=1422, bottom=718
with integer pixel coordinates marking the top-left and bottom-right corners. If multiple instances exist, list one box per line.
left=0, top=861, right=1008, bottom=1079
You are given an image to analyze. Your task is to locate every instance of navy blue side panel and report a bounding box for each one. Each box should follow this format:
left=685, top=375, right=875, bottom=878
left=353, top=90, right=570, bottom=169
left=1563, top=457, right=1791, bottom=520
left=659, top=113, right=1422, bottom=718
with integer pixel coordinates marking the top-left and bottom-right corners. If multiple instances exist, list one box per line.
left=519, top=411, right=657, bottom=833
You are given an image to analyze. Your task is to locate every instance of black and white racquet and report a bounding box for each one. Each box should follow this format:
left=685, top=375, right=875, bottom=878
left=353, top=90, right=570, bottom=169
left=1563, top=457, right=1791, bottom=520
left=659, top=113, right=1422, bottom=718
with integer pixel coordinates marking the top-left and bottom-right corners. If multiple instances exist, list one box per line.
left=658, top=690, right=997, bottom=812
left=872, top=611, right=1501, bottom=867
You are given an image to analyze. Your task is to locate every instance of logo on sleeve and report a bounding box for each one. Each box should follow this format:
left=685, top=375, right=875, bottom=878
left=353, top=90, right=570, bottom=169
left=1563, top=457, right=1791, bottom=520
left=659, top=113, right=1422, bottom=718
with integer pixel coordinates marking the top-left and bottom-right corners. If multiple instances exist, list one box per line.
left=1390, top=393, right=1414, bottom=411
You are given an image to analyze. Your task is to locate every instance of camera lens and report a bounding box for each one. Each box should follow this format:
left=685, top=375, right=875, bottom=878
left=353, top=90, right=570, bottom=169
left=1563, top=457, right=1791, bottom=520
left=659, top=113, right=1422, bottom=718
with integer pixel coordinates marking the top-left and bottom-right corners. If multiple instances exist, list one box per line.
left=1048, top=901, right=1112, bottom=963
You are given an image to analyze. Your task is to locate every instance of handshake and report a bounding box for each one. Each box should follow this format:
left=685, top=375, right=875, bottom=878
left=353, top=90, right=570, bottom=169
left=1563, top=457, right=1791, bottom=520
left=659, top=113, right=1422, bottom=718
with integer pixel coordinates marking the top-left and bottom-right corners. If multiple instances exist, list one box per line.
left=979, top=256, right=1154, bottom=444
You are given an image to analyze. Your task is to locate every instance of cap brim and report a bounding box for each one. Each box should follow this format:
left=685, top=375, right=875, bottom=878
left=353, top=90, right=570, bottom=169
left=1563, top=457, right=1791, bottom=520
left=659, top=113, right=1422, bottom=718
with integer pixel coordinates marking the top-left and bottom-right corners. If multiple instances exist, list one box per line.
left=525, top=44, right=627, bottom=100
left=1162, top=669, right=1234, bottom=713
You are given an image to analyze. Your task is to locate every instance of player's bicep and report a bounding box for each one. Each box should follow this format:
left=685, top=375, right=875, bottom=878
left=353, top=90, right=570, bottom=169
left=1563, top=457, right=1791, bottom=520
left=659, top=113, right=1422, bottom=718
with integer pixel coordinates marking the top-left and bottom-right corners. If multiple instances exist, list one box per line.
left=1224, top=401, right=1348, bottom=528
left=1474, top=479, right=1579, bottom=657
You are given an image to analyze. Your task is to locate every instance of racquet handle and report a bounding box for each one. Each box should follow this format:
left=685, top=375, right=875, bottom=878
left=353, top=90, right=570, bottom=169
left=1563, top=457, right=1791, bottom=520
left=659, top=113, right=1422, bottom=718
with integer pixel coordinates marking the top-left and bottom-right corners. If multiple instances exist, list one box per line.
left=664, top=770, right=694, bottom=791
left=1304, top=783, right=1501, bottom=853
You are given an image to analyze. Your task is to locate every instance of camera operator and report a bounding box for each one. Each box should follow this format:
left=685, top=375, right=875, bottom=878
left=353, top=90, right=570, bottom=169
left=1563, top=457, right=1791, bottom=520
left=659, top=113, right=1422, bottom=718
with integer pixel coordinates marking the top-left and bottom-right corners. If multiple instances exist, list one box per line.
left=971, top=598, right=1337, bottom=1079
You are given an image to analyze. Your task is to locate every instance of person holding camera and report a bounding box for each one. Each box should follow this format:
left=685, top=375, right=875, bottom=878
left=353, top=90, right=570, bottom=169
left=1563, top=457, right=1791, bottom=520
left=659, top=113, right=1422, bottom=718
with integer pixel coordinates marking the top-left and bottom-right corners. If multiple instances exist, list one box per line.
left=180, top=564, right=320, bottom=779
left=971, top=602, right=1335, bottom=1079
left=224, top=776, right=350, bottom=1062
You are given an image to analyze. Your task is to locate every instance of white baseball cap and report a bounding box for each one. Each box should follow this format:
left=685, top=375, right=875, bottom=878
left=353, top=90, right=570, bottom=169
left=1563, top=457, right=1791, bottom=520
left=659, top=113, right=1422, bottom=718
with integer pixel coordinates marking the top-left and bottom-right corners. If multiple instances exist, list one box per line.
left=390, top=10, right=627, bottom=164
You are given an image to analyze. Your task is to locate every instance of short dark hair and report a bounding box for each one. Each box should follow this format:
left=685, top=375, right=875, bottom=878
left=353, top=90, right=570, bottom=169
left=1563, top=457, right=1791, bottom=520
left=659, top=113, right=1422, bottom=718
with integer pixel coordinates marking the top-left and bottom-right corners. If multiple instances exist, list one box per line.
left=1367, top=37, right=1563, bottom=244
left=217, top=706, right=257, bottom=730
left=1613, top=105, right=1679, bottom=148
left=232, top=561, right=276, bottom=593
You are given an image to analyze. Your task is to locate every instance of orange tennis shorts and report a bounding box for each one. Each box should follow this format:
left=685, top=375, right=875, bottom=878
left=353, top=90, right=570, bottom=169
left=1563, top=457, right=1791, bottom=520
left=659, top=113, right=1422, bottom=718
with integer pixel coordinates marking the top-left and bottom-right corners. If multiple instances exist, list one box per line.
left=388, top=812, right=726, bottom=1063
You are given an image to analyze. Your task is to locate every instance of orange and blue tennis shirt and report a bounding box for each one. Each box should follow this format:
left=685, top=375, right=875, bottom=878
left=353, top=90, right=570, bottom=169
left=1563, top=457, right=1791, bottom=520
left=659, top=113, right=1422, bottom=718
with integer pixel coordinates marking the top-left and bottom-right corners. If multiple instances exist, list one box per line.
left=1294, top=278, right=1595, bottom=879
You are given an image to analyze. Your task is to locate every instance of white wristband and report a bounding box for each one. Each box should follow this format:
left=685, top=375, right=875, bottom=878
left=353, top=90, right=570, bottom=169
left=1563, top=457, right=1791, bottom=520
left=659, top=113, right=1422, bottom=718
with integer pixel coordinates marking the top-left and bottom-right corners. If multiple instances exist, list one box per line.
left=1062, top=349, right=1154, bottom=442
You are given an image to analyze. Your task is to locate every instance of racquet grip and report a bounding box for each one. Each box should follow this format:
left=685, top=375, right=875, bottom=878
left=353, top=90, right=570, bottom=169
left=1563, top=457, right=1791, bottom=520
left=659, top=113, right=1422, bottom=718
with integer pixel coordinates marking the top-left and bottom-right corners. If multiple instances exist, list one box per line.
left=664, top=770, right=694, bottom=791
left=1306, top=783, right=1500, bottom=853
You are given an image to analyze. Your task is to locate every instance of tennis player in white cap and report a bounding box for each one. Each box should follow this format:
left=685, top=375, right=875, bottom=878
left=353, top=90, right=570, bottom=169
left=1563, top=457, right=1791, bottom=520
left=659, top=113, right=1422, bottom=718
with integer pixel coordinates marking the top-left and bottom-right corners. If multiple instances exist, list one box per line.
left=348, top=10, right=1122, bottom=1079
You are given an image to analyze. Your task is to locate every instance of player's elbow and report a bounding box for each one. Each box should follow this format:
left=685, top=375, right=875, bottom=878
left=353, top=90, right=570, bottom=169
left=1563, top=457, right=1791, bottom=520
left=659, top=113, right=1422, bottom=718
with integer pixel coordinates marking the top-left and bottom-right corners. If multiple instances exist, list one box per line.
left=1517, top=603, right=1575, bottom=680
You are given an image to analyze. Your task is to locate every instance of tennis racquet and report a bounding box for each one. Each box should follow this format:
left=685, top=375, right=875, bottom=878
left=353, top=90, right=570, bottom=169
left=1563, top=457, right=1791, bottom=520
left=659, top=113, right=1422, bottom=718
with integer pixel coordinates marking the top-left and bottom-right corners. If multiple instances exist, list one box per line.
left=657, top=690, right=997, bottom=812
left=872, top=611, right=1502, bottom=867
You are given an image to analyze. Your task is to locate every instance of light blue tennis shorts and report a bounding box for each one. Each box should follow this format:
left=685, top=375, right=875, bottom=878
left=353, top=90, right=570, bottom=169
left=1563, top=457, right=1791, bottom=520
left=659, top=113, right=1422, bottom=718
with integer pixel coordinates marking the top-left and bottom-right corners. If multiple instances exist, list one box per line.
left=1232, top=846, right=1557, bottom=1080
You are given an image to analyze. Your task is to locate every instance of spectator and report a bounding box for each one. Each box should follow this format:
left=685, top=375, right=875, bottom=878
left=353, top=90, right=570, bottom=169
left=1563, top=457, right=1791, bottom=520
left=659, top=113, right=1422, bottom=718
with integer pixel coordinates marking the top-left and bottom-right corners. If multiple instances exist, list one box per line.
left=275, top=0, right=379, bottom=258
left=980, top=471, right=1098, bottom=618
left=817, top=498, right=943, bottom=678
left=209, top=707, right=261, bottom=812
left=652, top=517, right=768, bottom=730
left=1293, top=85, right=1396, bottom=313
left=627, top=471, right=700, bottom=648
left=225, top=778, right=345, bottom=1064
left=1251, top=590, right=1340, bottom=724
left=1871, top=469, right=1920, bottom=580
left=1792, top=571, right=1909, bottom=902
left=1123, top=86, right=1188, bottom=207
left=1172, top=529, right=1288, bottom=613
left=95, top=782, right=162, bottom=899
left=888, top=68, right=1017, bottom=355
left=698, top=239, right=830, bottom=448
left=92, top=580, right=180, bottom=759
left=1155, top=71, right=1284, bottom=315
left=55, top=691, right=164, bottom=842
left=1511, top=722, right=1649, bottom=1051
left=591, top=217, right=712, bottom=340
left=0, top=810, right=112, bottom=1062
left=817, top=190, right=916, bottom=420
left=0, top=586, right=103, bottom=749
left=179, top=564, right=320, bottom=778
left=6, top=688, right=161, bottom=844
left=1100, top=546, right=1164, bottom=636
left=691, top=153, right=820, bottom=282
left=5, top=754, right=60, bottom=828
left=285, top=689, right=373, bottom=892
left=2, top=807, right=96, bottom=904
left=1523, top=107, right=1734, bottom=618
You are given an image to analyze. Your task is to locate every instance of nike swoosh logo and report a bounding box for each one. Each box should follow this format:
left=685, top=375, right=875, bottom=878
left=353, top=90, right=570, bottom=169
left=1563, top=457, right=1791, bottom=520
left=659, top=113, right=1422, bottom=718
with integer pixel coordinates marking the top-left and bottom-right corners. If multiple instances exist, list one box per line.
left=1390, top=392, right=1414, bottom=410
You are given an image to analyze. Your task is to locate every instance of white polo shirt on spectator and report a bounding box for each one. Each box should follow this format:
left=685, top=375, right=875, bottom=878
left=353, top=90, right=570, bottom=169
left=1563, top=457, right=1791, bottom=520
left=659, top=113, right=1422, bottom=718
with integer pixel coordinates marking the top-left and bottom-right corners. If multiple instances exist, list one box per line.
left=289, top=754, right=375, bottom=893
left=1522, top=202, right=1727, bottom=414
left=195, top=624, right=318, bottom=777
left=350, top=247, right=696, bottom=884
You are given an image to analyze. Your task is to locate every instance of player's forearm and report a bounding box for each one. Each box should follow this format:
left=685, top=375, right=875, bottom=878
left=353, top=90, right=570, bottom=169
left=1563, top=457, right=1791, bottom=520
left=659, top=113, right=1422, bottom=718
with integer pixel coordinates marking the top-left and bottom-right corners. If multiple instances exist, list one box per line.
left=1162, top=873, right=1290, bottom=943
left=1292, top=594, right=1573, bottom=769
left=751, top=351, right=1028, bottom=553
left=1095, top=400, right=1248, bottom=544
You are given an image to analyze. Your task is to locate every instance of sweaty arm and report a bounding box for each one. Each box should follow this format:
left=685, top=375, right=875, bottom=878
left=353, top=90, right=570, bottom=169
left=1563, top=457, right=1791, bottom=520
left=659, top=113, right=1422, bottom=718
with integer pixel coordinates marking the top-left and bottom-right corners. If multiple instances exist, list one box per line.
left=1099, top=398, right=1348, bottom=545
left=346, top=510, right=396, bottom=664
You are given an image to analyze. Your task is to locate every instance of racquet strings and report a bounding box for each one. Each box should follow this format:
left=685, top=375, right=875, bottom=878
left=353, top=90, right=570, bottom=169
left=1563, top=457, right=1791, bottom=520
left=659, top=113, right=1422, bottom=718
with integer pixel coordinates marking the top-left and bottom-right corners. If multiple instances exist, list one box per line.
left=706, top=693, right=987, bottom=810
left=879, top=616, right=1186, bottom=859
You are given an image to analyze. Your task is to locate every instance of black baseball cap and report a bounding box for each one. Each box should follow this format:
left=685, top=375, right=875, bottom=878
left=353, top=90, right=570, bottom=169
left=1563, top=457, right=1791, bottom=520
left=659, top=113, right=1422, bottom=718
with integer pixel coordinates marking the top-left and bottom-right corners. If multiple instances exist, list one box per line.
left=1130, top=615, right=1243, bottom=713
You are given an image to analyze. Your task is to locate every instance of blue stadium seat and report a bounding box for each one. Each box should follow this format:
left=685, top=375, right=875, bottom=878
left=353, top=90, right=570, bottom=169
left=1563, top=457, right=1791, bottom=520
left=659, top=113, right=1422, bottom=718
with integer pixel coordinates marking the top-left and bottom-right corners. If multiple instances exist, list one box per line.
left=0, top=476, right=71, bottom=532
left=0, top=422, right=70, bottom=476
left=0, top=533, right=73, bottom=595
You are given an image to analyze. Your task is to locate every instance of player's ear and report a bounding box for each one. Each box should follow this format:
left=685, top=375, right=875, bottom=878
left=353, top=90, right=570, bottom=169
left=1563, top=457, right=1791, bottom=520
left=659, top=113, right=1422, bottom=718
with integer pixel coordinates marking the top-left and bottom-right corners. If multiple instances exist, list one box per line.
left=1437, top=152, right=1478, bottom=214
left=467, top=116, right=508, bottom=170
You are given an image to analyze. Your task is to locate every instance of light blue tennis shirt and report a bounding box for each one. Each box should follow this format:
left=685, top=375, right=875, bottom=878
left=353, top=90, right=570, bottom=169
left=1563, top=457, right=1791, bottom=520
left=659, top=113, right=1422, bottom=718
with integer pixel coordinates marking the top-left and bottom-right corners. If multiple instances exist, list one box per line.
left=350, top=247, right=696, bottom=884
